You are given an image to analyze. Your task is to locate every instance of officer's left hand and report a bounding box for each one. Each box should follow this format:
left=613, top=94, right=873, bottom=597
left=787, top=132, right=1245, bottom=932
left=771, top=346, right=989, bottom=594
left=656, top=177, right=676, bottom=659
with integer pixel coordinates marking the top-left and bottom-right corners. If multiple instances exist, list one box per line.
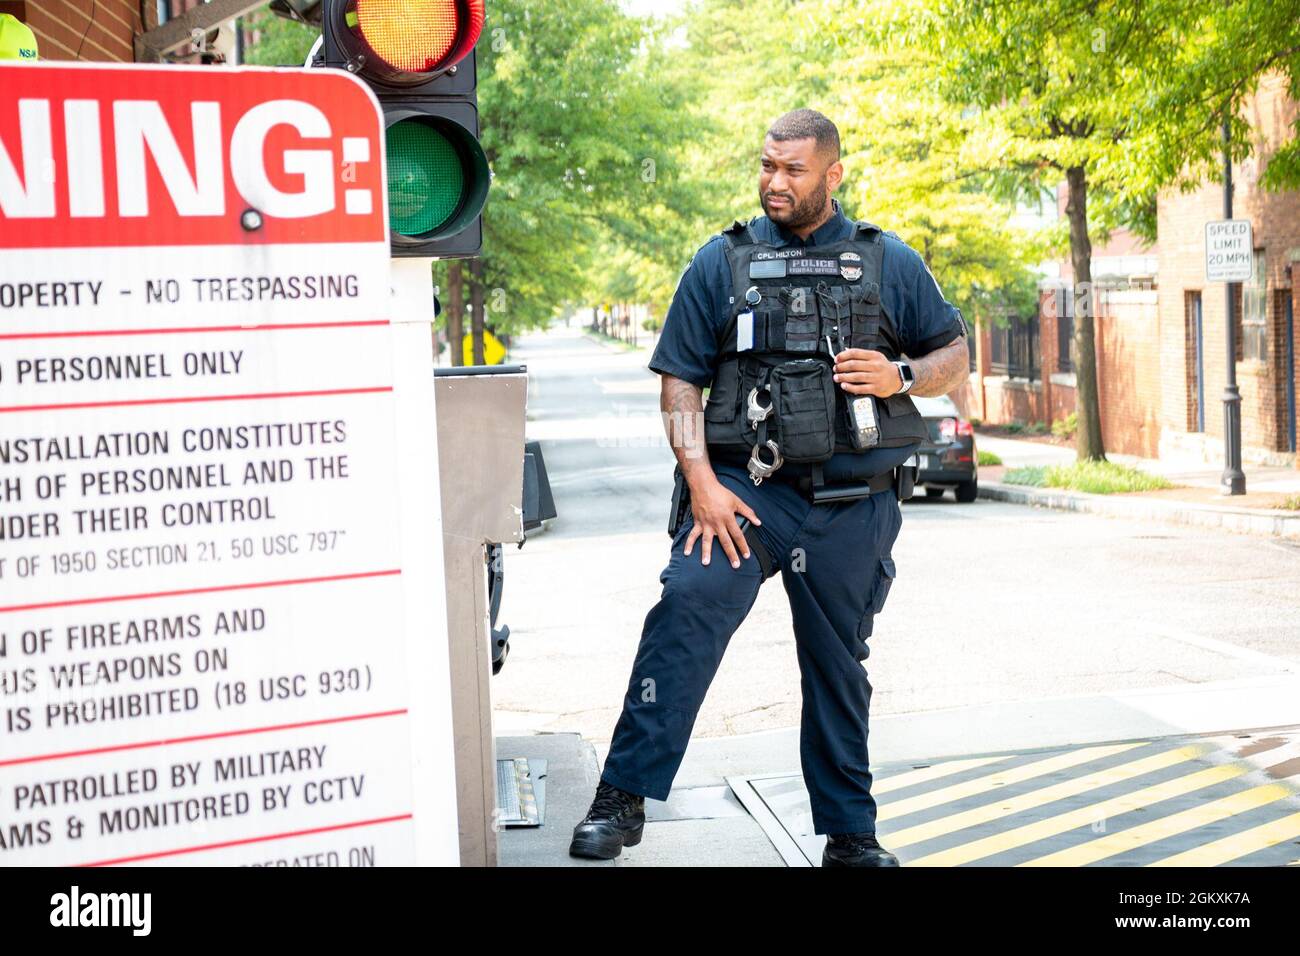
left=832, top=349, right=901, bottom=397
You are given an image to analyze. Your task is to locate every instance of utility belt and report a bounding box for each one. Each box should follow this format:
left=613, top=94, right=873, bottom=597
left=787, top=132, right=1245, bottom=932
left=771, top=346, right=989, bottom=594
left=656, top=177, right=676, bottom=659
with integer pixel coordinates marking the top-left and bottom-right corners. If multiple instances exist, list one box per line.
left=795, top=460, right=915, bottom=503
left=667, top=459, right=916, bottom=577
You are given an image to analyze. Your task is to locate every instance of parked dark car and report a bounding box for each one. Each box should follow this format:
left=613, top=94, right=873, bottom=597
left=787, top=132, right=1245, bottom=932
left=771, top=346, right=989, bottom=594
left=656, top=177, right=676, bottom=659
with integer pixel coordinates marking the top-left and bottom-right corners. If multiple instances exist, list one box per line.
left=911, top=395, right=978, bottom=502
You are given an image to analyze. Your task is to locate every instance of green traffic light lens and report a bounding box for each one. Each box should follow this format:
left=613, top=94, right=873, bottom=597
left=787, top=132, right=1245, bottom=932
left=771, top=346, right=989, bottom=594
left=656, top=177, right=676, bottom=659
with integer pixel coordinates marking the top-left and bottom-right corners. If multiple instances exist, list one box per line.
left=387, top=119, right=466, bottom=237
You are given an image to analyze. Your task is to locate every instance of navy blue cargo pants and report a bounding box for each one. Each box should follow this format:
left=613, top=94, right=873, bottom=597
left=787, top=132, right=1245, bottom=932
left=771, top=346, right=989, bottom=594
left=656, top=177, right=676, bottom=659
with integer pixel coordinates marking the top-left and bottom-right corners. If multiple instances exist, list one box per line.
left=600, top=461, right=903, bottom=836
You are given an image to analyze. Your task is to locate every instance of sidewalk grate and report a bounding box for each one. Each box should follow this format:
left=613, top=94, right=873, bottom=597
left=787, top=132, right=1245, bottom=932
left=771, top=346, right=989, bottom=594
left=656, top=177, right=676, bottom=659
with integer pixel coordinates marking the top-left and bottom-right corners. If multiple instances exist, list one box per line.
left=496, top=757, right=544, bottom=828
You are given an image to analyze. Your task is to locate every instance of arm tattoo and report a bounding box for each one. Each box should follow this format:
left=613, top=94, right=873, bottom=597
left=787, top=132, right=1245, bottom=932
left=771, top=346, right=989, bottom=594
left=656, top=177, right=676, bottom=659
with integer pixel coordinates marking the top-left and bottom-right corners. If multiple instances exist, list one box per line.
left=660, top=375, right=716, bottom=487
left=909, top=337, right=971, bottom=398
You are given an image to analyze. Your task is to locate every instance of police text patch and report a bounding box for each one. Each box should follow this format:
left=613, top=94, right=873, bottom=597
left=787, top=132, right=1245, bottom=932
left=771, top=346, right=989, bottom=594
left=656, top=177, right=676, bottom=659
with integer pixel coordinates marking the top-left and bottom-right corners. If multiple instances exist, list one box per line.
left=787, top=258, right=840, bottom=276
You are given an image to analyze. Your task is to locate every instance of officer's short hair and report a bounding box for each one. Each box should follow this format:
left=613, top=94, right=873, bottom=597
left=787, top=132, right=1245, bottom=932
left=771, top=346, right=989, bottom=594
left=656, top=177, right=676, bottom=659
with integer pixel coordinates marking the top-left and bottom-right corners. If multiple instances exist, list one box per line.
left=766, top=109, right=841, bottom=164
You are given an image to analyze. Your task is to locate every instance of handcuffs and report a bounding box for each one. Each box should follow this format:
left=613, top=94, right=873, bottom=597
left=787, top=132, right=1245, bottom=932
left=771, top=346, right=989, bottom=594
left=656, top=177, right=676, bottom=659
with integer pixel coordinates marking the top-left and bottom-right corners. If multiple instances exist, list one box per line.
left=746, top=384, right=783, bottom=484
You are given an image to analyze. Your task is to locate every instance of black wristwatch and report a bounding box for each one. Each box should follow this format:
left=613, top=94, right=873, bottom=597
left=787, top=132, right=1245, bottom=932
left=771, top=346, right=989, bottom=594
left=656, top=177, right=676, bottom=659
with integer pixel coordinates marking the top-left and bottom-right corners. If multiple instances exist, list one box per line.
left=894, top=360, right=915, bottom=395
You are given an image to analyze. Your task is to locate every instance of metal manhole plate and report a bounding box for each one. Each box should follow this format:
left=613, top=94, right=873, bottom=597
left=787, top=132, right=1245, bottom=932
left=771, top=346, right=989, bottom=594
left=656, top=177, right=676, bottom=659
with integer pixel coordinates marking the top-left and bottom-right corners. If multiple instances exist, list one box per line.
left=496, top=757, right=546, bottom=828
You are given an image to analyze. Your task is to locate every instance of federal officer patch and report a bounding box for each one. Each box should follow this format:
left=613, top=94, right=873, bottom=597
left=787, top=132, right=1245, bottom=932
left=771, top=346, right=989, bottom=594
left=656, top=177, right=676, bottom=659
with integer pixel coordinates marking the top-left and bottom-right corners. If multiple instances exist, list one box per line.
left=839, top=252, right=863, bottom=281
left=787, top=258, right=839, bottom=276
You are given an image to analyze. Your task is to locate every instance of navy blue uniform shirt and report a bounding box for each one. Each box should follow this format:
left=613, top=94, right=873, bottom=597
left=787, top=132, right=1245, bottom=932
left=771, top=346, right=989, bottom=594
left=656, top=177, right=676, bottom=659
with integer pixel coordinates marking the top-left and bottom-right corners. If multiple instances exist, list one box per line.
left=650, top=199, right=967, bottom=482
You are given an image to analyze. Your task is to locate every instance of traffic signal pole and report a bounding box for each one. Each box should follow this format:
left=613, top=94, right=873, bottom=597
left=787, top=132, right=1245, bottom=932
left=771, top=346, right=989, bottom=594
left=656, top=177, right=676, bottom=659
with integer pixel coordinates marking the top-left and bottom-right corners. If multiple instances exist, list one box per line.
left=395, top=255, right=530, bottom=866
left=306, top=1, right=515, bottom=862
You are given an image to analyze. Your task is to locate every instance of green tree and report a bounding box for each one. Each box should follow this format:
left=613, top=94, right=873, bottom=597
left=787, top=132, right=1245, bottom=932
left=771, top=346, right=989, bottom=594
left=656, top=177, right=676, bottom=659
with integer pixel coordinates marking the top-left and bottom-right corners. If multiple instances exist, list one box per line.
left=1140, top=1, right=1300, bottom=194
left=442, top=0, right=701, bottom=362
left=807, top=0, right=1045, bottom=327
left=666, top=0, right=1043, bottom=352
left=901, top=0, right=1210, bottom=461
left=240, top=10, right=317, bottom=67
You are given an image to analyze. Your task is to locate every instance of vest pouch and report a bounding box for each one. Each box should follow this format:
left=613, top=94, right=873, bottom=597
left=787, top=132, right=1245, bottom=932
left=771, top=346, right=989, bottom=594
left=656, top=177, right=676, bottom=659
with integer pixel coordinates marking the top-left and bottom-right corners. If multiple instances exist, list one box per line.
left=849, top=286, right=882, bottom=351
left=705, top=357, right=741, bottom=424
left=816, top=284, right=852, bottom=327
left=752, top=301, right=786, bottom=352
left=770, top=359, right=836, bottom=462
left=879, top=393, right=931, bottom=445
left=780, top=286, right=819, bottom=353
left=881, top=393, right=919, bottom=416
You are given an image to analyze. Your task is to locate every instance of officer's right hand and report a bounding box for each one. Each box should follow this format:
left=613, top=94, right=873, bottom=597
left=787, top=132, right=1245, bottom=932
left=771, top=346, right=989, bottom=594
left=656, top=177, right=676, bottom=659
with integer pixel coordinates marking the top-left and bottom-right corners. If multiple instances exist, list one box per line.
left=684, top=480, right=761, bottom=569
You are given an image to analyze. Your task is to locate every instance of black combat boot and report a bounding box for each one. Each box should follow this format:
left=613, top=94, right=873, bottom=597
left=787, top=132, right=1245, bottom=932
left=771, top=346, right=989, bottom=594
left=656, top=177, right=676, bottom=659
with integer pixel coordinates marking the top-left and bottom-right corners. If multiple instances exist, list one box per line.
left=822, top=832, right=900, bottom=867
left=569, top=779, right=646, bottom=860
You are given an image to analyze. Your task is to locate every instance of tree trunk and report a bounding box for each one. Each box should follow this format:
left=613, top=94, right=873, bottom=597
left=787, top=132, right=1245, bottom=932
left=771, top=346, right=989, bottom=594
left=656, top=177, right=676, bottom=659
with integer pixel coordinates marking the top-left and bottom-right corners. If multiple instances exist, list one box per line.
left=1065, top=165, right=1106, bottom=461
left=469, top=258, right=486, bottom=366
left=447, top=262, right=465, bottom=367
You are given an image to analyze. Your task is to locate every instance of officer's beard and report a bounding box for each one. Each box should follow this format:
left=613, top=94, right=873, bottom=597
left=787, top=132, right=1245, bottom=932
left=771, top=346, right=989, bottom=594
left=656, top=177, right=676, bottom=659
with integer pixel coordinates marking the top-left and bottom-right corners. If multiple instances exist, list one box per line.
left=761, top=179, right=831, bottom=232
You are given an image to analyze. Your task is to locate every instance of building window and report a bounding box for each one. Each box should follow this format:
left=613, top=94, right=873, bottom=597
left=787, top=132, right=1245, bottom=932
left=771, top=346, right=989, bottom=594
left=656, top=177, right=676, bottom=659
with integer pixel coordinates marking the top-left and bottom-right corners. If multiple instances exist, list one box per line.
left=1056, top=287, right=1076, bottom=374
left=989, top=315, right=1039, bottom=380
left=1185, top=291, right=1204, bottom=433
left=1241, top=250, right=1267, bottom=362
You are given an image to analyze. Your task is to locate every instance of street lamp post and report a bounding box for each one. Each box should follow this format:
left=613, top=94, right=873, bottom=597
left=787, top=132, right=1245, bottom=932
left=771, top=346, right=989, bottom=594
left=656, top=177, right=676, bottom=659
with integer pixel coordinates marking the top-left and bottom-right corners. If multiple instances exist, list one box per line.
left=1220, top=118, right=1247, bottom=495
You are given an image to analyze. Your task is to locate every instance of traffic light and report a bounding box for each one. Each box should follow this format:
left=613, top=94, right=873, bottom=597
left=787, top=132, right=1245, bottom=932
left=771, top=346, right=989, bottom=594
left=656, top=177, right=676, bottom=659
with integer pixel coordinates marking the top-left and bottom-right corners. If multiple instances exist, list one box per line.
left=318, top=0, right=491, bottom=259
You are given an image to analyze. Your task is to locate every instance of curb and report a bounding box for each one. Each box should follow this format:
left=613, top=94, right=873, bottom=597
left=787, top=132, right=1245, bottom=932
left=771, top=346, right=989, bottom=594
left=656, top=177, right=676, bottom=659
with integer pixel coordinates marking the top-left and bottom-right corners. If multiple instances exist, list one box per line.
left=979, top=481, right=1300, bottom=540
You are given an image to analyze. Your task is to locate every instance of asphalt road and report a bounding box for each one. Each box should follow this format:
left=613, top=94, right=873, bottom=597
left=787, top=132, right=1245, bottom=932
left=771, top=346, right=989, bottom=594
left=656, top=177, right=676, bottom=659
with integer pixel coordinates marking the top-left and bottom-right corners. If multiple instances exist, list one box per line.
left=493, top=322, right=1300, bottom=746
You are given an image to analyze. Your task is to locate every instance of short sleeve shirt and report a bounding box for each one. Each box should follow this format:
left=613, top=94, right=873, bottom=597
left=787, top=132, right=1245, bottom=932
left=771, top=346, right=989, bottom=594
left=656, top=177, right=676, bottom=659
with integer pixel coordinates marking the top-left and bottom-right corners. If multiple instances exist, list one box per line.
left=649, top=200, right=967, bottom=481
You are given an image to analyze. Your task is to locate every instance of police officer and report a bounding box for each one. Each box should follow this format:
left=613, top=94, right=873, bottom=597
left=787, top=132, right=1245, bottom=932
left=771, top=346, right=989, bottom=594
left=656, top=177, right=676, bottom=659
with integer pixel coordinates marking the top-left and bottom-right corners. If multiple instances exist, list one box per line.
left=570, top=109, right=971, bottom=866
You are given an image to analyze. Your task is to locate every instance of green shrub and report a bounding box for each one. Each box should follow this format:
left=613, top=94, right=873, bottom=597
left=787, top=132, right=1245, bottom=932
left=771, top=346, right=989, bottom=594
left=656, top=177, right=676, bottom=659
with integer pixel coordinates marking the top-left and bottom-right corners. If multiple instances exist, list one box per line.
left=1052, top=412, right=1078, bottom=439
left=1281, top=495, right=1300, bottom=511
left=1004, top=460, right=1172, bottom=494
left=1004, top=466, right=1046, bottom=487
left=977, top=450, right=1003, bottom=467
left=1004, top=421, right=1025, bottom=435
left=1027, top=421, right=1048, bottom=435
left=642, top=317, right=663, bottom=333
left=969, top=417, right=983, bottom=428
left=1044, top=460, right=1173, bottom=494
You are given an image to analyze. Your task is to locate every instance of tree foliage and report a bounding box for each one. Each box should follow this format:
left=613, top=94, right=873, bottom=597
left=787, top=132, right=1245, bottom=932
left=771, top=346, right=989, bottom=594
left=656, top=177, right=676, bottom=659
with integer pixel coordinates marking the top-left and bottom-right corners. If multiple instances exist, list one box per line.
left=897, top=0, right=1300, bottom=460
left=638, top=0, right=1047, bottom=328
left=1139, top=0, right=1300, bottom=193
left=240, top=10, right=317, bottom=68
left=446, top=0, right=704, bottom=338
left=236, top=0, right=1300, bottom=403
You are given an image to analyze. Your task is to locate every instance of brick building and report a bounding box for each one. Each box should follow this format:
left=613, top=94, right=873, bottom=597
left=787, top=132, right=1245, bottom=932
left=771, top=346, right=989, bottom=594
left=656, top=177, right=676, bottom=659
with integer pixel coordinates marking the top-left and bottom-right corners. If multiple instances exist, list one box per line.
left=2, top=0, right=153, bottom=62
left=1156, top=74, right=1300, bottom=467
left=956, top=75, right=1300, bottom=468
left=3, top=1, right=242, bottom=64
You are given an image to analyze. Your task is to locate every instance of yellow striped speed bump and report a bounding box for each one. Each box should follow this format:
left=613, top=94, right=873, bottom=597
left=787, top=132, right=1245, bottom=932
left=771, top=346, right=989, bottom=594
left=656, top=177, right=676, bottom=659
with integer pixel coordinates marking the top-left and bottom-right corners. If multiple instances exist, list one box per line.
left=1019, top=784, right=1295, bottom=867
left=860, top=729, right=1300, bottom=867
left=900, top=746, right=1231, bottom=864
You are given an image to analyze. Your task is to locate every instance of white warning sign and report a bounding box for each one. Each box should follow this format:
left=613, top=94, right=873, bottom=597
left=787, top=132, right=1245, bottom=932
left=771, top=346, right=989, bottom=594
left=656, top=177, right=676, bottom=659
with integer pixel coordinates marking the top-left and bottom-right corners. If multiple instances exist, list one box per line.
left=0, top=63, right=457, bottom=866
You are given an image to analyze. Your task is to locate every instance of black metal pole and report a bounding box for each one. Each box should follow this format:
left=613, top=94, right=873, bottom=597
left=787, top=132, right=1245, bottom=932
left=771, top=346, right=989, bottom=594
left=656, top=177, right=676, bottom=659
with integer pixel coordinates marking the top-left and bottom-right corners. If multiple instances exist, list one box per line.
left=1221, top=118, right=1246, bottom=495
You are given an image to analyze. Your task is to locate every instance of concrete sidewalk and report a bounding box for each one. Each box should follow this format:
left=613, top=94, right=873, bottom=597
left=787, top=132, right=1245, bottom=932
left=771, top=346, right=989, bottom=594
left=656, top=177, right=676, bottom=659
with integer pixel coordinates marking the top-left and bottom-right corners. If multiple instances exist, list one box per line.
left=976, top=434, right=1300, bottom=539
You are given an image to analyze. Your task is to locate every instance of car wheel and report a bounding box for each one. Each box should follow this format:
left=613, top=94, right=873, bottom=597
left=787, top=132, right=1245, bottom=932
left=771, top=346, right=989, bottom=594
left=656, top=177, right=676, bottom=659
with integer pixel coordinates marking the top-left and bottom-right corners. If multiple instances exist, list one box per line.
left=955, top=479, right=978, bottom=503
left=924, top=486, right=946, bottom=500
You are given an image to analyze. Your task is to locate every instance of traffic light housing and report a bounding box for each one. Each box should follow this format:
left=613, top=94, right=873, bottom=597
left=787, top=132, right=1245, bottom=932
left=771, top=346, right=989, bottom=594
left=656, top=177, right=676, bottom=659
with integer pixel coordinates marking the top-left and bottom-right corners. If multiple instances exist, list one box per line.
left=319, top=0, right=490, bottom=259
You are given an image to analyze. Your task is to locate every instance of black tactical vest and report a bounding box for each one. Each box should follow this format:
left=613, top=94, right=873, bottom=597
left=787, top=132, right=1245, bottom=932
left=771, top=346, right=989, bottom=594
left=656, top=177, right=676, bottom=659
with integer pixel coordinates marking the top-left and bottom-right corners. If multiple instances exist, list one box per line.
left=703, top=217, right=929, bottom=481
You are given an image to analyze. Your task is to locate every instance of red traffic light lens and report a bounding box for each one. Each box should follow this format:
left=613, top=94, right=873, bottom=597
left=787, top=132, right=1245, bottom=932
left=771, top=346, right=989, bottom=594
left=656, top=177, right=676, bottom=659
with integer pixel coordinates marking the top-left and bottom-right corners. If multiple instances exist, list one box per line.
left=351, top=0, right=485, bottom=77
